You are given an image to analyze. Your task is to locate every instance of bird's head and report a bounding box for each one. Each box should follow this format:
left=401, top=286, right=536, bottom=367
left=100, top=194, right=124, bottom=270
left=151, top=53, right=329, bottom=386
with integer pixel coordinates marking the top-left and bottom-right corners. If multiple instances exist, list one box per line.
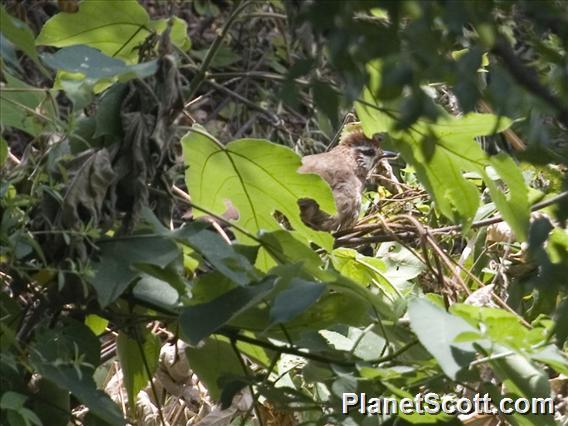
left=339, top=123, right=394, bottom=175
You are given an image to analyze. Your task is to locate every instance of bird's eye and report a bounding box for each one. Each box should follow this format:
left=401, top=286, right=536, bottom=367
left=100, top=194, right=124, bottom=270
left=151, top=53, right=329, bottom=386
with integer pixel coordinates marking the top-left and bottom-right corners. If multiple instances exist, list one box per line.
left=360, top=148, right=376, bottom=157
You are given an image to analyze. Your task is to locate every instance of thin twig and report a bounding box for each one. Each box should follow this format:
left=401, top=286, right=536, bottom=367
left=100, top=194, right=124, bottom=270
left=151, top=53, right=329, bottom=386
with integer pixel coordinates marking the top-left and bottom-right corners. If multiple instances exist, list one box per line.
left=220, top=329, right=419, bottom=367
left=186, top=1, right=254, bottom=101
left=203, top=79, right=281, bottom=125
left=336, top=191, right=568, bottom=246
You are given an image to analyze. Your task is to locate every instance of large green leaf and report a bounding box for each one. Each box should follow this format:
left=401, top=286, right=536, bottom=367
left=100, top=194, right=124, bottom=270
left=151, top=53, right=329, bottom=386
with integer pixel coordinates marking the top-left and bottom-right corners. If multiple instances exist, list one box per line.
left=42, top=45, right=158, bottom=81
left=36, top=1, right=190, bottom=63
left=36, top=0, right=150, bottom=63
left=259, top=230, right=324, bottom=274
left=116, top=329, right=160, bottom=412
left=181, top=127, right=335, bottom=266
left=356, top=61, right=530, bottom=238
left=407, top=298, right=478, bottom=380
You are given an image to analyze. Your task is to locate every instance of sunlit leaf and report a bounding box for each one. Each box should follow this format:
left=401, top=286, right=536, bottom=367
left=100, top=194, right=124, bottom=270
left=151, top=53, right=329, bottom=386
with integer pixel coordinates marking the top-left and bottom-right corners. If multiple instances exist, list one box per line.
left=36, top=0, right=150, bottom=63
left=181, top=127, right=335, bottom=268
left=117, top=329, right=160, bottom=412
left=185, top=337, right=244, bottom=400
left=357, top=66, right=529, bottom=236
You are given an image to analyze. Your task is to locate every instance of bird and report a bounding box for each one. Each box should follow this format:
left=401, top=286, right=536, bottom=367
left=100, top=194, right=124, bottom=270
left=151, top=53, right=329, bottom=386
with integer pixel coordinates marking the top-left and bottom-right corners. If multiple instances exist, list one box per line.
left=297, top=122, right=394, bottom=232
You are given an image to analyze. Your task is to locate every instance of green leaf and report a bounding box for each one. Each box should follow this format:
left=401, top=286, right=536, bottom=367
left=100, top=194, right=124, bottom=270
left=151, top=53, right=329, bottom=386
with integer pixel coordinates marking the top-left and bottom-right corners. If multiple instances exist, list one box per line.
left=30, top=361, right=123, bottom=425
left=530, top=345, right=568, bottom=376
left=451, top=304, right=531, bottom=350
left=42, top=45, right=158, bottom=81
left=189, top=271, right=237, bottom=305
left=180, top=279, right=276, bottom=345
left=270, top=278, right=325, bottom=324
left=117, top=329, right=160, bottom=411
left=553, top=298, right=568, bottom=346
left=30, top=324, right=123, bottom=425
left=181, top=127, right=335, bottom=266
left=357, top=60, right=529, bottom=236
left=0, top=137, right=7, bottom=166
left=32, top=378, right=70, bottom=426
left=59, top=78, right=93, bottom=111
left=259, top=231, right=397, bottom=321
left=399, top=114, right=511, bottom=228
left=132, top=274, right=181, bottom=308
left=489, top=350, right=550, bottom=398
left=484, top=153, right=530, bottom=240
left=330, top=247, right=402, bottom=304
left=94, top=83, right=128, bottom=138
left=1, top=391, right=27, bottom=411
left=0, top=5, right=42, bottom=66
left=1, top=392, right=42, bottom=426
left=355, top=60, right=396, bottom=133
left=375, top=242, right=424, bottom=287
left=88, top=235, right=180, bottom=307
left=0, top=72, right=55, bottom=136
left=151, top=17, right=191, bottom=52
left=1, top=33, right=23, bottom=73
left=84, top=315, right=108, bottom=337
left=238, top=292, right=370, bottom=336
left=174, top=223, right=260, bottom=286
left=36, top=0, right=151, bottom=63
left=407, top=297, right=478, bottom=380
left=185, top=337, right=244, bottom=400
left=259, top=230, right=324, bottom=274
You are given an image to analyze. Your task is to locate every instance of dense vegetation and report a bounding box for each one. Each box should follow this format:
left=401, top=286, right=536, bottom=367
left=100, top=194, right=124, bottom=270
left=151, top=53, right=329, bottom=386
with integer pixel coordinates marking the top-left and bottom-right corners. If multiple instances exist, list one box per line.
left=1, top=1, right=567, bottom=425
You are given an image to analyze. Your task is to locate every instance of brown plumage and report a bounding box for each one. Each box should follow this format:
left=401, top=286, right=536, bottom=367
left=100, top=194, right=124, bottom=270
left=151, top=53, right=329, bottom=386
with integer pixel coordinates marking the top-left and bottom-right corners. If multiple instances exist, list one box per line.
left=298, top=128, right=387, bottom=231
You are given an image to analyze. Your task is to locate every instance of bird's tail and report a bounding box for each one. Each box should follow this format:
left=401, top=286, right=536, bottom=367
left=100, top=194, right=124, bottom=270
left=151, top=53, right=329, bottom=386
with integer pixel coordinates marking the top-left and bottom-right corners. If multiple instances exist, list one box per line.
left=298, top=198, right=339, bottom=232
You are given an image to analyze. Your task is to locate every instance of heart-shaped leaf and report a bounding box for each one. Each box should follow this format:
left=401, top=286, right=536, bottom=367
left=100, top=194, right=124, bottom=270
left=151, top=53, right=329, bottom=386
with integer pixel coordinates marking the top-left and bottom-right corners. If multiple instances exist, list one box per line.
left=181, top=127, right=335, bottom=267
left=36, top=0, right=150, bottom=62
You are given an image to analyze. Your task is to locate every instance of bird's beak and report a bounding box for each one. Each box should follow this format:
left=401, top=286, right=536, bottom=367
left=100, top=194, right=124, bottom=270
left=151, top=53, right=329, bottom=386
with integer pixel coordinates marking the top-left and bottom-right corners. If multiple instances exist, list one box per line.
left=380, top=151, right=398, bottom=160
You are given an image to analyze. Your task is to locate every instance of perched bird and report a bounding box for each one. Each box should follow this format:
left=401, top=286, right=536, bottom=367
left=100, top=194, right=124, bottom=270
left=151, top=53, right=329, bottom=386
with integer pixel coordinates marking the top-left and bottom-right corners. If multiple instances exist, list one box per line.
left=298, top=123, right=394, bottom=231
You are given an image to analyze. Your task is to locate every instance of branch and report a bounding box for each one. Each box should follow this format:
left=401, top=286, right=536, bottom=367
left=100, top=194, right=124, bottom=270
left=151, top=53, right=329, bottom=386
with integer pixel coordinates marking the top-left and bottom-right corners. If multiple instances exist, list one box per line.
left=185, top=1, right=254, bottom=101
left=219, top=328, right=418, bottom=367
left=336, top=191, right=568, bottom=246
left=203, top=79, right=281, bottom=125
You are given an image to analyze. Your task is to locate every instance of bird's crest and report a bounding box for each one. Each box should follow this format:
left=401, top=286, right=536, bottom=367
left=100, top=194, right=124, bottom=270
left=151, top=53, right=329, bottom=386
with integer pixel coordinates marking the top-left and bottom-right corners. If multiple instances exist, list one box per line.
left=338, top=122, right=384, bottom=147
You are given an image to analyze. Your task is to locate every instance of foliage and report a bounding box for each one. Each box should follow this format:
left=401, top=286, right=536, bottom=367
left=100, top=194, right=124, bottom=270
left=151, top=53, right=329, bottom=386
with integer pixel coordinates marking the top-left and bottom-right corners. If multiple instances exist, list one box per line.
left=1, top=1, right=567, bottom=425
